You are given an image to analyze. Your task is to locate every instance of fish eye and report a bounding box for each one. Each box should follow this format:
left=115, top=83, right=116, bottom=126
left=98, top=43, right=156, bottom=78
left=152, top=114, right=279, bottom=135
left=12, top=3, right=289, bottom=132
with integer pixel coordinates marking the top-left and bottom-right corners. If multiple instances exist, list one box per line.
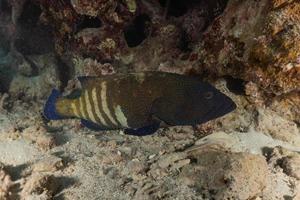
left=204, top=91, right=214, bottom=99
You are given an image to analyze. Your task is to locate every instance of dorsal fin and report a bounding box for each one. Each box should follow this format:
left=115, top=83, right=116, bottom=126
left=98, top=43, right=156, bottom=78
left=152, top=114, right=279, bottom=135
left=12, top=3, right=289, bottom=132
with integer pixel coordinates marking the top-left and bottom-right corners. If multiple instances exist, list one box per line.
left=66, top=89, right=82, bottom=99
left=77, top=76, right=97, bottom=88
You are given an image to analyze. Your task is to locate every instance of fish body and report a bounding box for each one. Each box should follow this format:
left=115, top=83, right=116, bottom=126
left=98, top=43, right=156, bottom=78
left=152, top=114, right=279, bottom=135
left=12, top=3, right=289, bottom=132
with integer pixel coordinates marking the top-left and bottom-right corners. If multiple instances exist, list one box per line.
left=43, top=72, right=236, bottom=136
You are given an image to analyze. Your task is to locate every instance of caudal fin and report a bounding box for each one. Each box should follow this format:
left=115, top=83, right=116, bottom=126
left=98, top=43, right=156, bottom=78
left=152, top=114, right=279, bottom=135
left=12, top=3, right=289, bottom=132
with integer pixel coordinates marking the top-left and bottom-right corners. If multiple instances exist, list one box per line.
left=43, top=89, right=64, bottom=120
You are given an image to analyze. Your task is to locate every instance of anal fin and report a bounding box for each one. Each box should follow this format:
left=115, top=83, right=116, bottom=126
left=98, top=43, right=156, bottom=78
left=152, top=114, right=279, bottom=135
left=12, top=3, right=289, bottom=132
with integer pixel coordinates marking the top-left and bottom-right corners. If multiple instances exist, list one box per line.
left=124, top=122, right=160, bottom=136
left=81, top=119, right=106, bottom=131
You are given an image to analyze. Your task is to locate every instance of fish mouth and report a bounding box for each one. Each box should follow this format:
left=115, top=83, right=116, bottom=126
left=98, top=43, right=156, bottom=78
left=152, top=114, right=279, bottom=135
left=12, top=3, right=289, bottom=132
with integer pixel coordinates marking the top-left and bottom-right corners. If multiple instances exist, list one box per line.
left=224, top=100, right=237, bottom=114
left=201, top=99, right=236, bottom=124
left=218, top=99, right=237, bottom=117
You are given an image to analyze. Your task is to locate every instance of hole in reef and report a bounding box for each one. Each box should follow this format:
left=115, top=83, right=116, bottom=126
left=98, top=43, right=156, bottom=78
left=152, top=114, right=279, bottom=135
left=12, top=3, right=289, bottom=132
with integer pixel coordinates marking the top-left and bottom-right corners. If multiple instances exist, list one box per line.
left=178, top=31, right=192, bottom=52
left=224, top=76, right=247, bottom=95
left=0, top=66, right=15, bottom=93
left=159, top=0, right=229, bottom=18
left=206, top=0, right=229, bottom=18
left=14, top=24, right=54, bottom=55
left=124, top=14, right=151, bottom=48
left=76, top=15, right=102, bottom=32
left=0, top=0, right=11, bottom=14
left=14, top=0, right=54, bottom=55
left=55, top=55, right=74, bottom=92
left=0, top=32, right=10, bottom=57
left=159, top=0, right=197, bottom=17
left=17, top=0, right=42, bottom=27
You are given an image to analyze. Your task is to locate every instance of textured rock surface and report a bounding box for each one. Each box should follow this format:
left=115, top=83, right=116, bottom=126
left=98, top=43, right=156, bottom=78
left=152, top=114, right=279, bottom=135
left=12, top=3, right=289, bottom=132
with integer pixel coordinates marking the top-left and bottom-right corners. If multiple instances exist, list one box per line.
left=281, top=155, right=300, bottom=180
left=0, top=163, right=14, bottom=200
left=180, top=146, right=269, bottom=200
left=20, top=173, right=59, bottom=199
left=199, top=0, right=300, bottom=94
left=255, top=109, right=300, bottom=145
left=198, top=0, right=300, bottom=122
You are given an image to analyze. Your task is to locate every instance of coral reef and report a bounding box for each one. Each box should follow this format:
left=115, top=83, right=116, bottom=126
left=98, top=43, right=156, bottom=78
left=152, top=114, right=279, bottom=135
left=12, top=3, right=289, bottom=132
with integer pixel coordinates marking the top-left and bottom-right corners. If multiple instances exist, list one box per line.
left=23, top=0, right=298, bottom=122
left=198, top=0, right=300, bottom=121
left=199, top=0, right=300, bottom=93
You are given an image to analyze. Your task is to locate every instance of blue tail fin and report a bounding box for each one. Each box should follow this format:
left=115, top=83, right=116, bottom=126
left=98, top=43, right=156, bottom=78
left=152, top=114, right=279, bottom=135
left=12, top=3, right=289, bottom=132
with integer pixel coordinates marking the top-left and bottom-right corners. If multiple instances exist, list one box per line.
left=43, top=89, right=64, bottom=120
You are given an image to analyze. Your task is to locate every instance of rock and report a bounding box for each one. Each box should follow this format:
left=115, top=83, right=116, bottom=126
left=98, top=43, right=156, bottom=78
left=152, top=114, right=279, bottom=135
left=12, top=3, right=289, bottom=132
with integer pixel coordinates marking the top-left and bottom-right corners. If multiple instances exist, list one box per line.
left=21, top=192, right=51, bottom=200
left=118, top=146, right=135, bottom=158
left=18, top=59, right=34, bottom=76
left=157, top=152, right=188, bottom=169
left=270, top=91, right=300, bottom=123
left=8, top=54, right=59, bottom=100
left=22, top=126, right=56, bottom=151
left=148, top=152, right=190, bottom=179
left=281, top=155, right=300, bottom=180
left=127, top=160, right=147, bottom=175
left=97, top=151, right=124, bottom=165
left=268, top=146, right=300, bottom=180
left=31, top=156, right=63, bottom=173
left=133, top=182, right=161, bottom=200
left=197, top=0, right=300, bottom=123
left=169, top=159, right=190, bottom=171
left=255, top=109, right=300, bottom=146
left=0, top=93, right=11, bottom=111
left=70, top=0, right=117, bottom=17
left=293, top=182, right=300, bottom=200
left=20, top=173, right=59, bottom=199
left=180, top=146, right=269, bottom=200
left=0, top=163, right=13, bottom=200
left=199, top=0, right=300, bottom=95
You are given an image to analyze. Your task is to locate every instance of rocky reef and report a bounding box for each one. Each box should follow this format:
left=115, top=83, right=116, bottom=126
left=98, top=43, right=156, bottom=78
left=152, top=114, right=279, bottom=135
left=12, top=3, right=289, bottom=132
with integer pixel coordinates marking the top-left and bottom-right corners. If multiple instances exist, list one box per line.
left=0, top=0, right=299, bottom=199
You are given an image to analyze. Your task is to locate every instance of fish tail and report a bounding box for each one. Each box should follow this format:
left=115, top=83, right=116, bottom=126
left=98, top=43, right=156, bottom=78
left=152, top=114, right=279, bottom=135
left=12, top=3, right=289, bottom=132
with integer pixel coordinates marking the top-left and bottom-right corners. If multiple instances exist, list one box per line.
left=43, top=89, right=64, bottom=120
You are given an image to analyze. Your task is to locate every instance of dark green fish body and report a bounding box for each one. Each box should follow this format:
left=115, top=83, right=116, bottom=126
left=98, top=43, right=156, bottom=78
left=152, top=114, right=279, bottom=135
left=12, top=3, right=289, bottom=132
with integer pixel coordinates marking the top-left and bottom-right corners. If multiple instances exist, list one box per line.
left=44, top=72, right=236, bottom=135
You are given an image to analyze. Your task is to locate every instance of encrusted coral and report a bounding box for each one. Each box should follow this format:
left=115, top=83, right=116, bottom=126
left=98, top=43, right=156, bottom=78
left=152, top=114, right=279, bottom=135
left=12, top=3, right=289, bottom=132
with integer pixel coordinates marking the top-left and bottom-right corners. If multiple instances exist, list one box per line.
left=1, top=0, right=299, bottom=121
left=198, top=0, right=300, bottom=95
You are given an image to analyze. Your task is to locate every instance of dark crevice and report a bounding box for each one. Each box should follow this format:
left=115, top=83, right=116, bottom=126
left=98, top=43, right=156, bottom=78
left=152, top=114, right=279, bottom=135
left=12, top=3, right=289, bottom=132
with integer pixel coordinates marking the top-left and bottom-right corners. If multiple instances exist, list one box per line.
left=0, top=0, right=11, bottom=14
left=17, top=0, right=42, bottom=27
left=0, top=32, right=10, bottom=57
left=224, top=76, right=247, bottom=95
left=23, top=56, right=39, bottom=77
left=0, top=65, right=15, bottom=93
left=158, top=0, right=229, bottom=51
left=159, top=0, right=229, bottom=19
left=14, top=24, right=54, bottom=55
left=53, top=176, right=78, bottom=199
left=189, top=157, right=198, bottom=164
left=178, top=31, right=192, bottom=52
left=206, top=0, right=229, bottom=18
left=75, top=15, right=102, bottom=33
left=124, top=14, right=151, bottom=48
left=14, top=0, right=54, bottom=55
left=55, top=55, right=74, bottom=92
left=159, top=0, right=198, bottom=17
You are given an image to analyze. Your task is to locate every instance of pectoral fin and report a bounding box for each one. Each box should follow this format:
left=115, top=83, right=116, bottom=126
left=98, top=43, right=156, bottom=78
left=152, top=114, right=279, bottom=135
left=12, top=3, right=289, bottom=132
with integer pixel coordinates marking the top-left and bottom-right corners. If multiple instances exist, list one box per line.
left=81, top=119, right=106, bottom=131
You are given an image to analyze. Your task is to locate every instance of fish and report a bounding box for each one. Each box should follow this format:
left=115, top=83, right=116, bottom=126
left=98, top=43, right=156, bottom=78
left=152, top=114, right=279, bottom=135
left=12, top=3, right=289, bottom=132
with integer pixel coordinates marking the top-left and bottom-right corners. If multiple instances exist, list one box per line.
left=43, top=71, right=236, bottom=136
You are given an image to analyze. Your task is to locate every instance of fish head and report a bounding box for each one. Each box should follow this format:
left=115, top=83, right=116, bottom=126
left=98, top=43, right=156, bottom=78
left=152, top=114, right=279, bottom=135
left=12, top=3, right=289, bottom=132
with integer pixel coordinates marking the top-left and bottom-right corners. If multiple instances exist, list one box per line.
left=181, top=82, right=236, bottom=125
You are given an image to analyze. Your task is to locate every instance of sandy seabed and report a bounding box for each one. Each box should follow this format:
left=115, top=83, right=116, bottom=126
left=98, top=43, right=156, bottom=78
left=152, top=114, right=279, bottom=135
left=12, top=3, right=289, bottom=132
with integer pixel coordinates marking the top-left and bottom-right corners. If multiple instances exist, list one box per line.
left=0, top=90, right=300, bottom=200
